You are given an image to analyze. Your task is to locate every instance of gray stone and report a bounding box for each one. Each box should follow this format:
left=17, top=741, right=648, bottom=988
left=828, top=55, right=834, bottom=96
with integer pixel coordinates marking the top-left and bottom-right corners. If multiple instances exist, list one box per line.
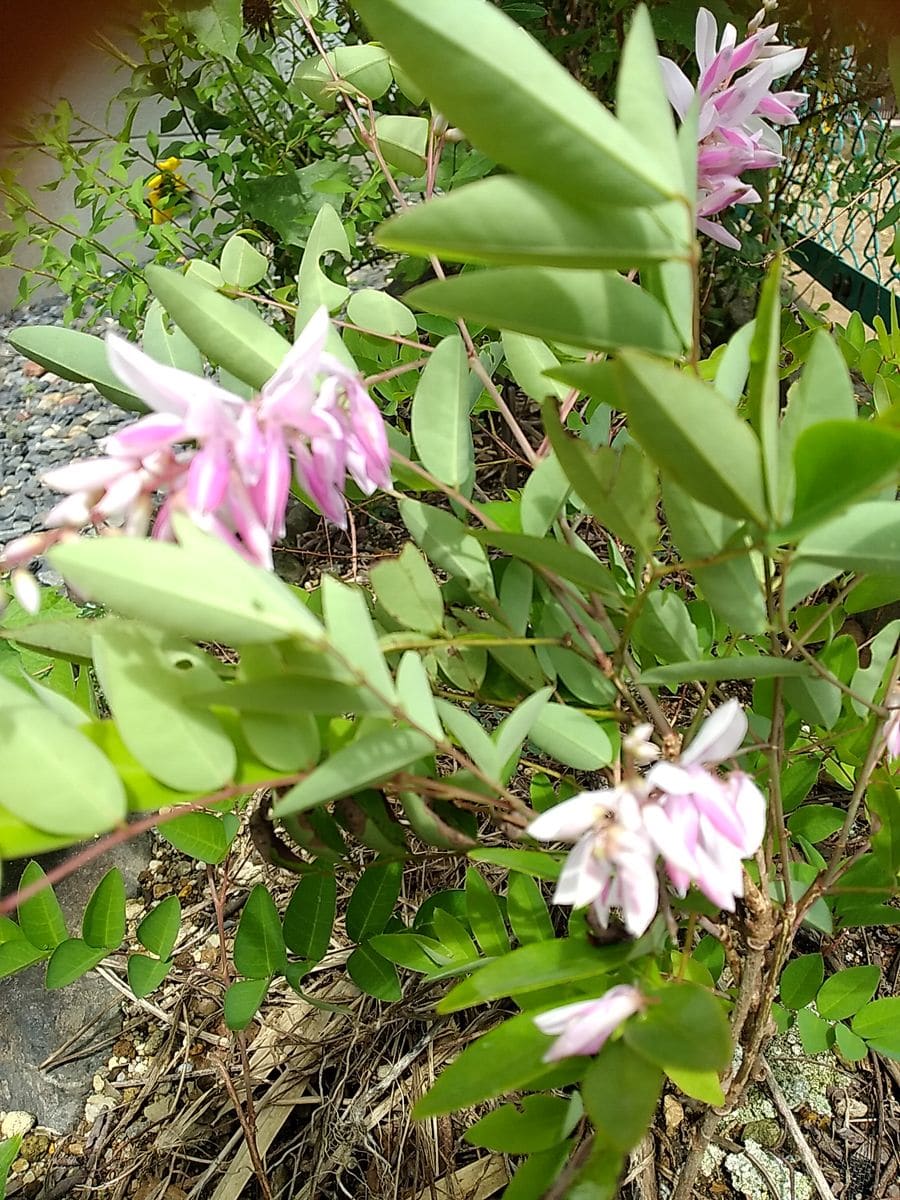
left=0, top=836, right=151, bottom=1134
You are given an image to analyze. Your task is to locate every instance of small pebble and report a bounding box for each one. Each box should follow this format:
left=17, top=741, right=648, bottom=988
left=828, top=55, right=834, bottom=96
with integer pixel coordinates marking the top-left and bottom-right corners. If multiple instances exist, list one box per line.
left=1, top=1111, right=35, bottom=1138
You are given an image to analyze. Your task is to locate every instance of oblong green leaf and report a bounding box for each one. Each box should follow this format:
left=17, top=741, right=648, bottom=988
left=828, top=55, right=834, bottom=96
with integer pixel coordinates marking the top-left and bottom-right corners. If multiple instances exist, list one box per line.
left=465, top=867, right=508, bottom=957
left=779, top=953, right=824, bottom=1010
left=17, top=862, right=67, bottom=950
left=852, top=997, right=900, bottom=1056
left=234, top=884, right=286, bottom=977
left=82, top=868, right=126, bottom=950
left=791, top=502, right=900, bottom=576
left=816, top=965, right=880, bottom=1021
left=413, top=1011, right=581, bottom=1117
left=275, top=727, right=435, bottom=816
left=128, top=953, right=173, bottom=999
left=379, top=178, right=682, bottom=269
left=473, top=529, right=620, bottom=602
left=786, top=422, right=900, bottom=537
left=0, top=938, right=47, bottom=981
left=528, top=704, right=617, bottom=771
left=137, top=896, right=182, bottom=960
left=411, top=335, right=473, bottom=490
left=5, top=326, right=145, bottom=412
left=374, top=114, right=428, bottom=175
left=408, top=268, right=681, bottom=357
left=283, top=873, right=337, bottom=962
left=160, top=811, right=232, bottom=864
left=639, top=657, right=812, bottom=685
left=346, top=860, right=404, bottom=942
left=354, top=0, right=675, bottom=209
left=145, top=264, right=290, bottom=390
left=371, top=545, right=444, bottom=636
left=220, top=234, right=268, bottom=289
left=465, top=1095, right=578, bottom=1154
left=50, top=528, right=323, bottom=646
left=439, top=938, right=630, bottom=1012
left=624, top=983, right=730, bottom=1071
left=583, top=1039, right=662, bottom=1153
left=347, top=940, right=402, bottom=1000
left=45, top=938, right=107, bottom=989
left=0, top=706, right=127, bottom=837
left=398, top=497, right=496, bottom=602
left=590, top=353, right=767, bottom=525
left=225, top=977, right=270, bottom=1030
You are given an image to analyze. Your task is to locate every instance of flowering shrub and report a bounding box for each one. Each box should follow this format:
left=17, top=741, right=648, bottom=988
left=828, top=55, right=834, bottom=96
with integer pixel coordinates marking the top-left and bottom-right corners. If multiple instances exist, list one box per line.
left=0, top=1, right=898, bottom=1197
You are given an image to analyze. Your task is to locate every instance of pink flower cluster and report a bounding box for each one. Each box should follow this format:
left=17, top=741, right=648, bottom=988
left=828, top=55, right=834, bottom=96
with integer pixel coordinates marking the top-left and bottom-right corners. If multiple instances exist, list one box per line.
left=1, top=307, right=390, bottom=607
left=660, top=8, right=806, bottom=249
left=528, top=700, right=766, bottom=938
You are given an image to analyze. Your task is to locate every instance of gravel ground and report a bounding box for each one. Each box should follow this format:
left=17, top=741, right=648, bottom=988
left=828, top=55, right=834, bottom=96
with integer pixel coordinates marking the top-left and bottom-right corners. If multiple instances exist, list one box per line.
left=0, top=298, right=131, bottom=566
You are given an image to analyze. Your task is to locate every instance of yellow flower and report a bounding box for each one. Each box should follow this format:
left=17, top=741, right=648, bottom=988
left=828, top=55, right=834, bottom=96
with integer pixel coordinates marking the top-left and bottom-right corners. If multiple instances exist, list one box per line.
left=146, top=158, right=189, bottom=224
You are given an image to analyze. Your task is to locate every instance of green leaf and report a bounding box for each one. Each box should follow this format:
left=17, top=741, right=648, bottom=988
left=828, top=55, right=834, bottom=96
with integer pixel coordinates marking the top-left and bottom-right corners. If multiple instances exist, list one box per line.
left=666, top=1066, right=725, bottom=1105
left=779, top=953, right=824, bottom=1010
left=417, top=1011, right=581, bottom=1118
left=354, top=0, right=674, bottom=209
left=816, top=965, right=880, bottom=1021
left=465, top=867, right=508, bottom=957
left=347, top=940, right=401, bottom=1000
left=624, top=983, right=730, bottom=1072
left=346, top=287, right=417, bottom=337
left=834, top=1022, right=869, bottom=1063
left=45, top=938, right=107, bottom=989
left=127, top=954, right=173, bottom=999
left=502, top=331, right=567, bottom=406
left=408, top=269, right=681, bottom=357
left=411, top=335, right=473, bottom=490
left=145, top=265, right=289, bottom=390
left=346, top=861, right=403, bottom=942
left=276, top=727, right=434, bottom=816
left=493, top=687, right=554, bottom=769
left=371, top=544, right=444, bottom=636
left=396, top=651, right=442, bottom=739
left=640, top=657, right=810, bottom=685
left=0, top=705, right=126, bottom=837
left=6, top=326, right=144, bottom=412
left=592, top=353, right=767, bottom=525
left=0, top=1135, right=22, bottom=1199
left=241, top=708, right=320, bottom=772
left=787, top=806, right=845, bottom=844
left=663, top=481, right=766, bottom=635
left=778, top=330, right=855, bottom=514
left=225, top=977, right=270, bottom=1030
left=295, top=203, right=351, bottom=328
left=374, top=114, right=428, bottom=175
left=398, top=497, right=496, bottom=603
left=160, top=811, right=233, bottom=864
left=869, top=778, right=900, bottom=874
left=293, top=44, right=392, bottom=110
left=786, top=422, right=900, bottom=537
left=322, top=576, right=395, bottom=702
left=142, top=300, right=203, bottom=374
left=634, top=590, right=700, bottom=665
left=583, top=1039, right=662, bottom=1153
left=179, top=0, right=242, bottom=58
left=282, top=874, right=335, bottom=963
left=473, top=530, right=620, bottom=601
left=507, top=873, right=554, bottom=945
left=0, top=938, right=47, bottom=981
left=220, top=234, right=268, bottom=289
left=92, top=626, right=236, bottom=792
left=528, top=705, right=617, bottom=771
left=51, top=523, right=322, bottom=646
left=137, top=896, right=181, bottom=960
left=234, top=885, right=286, bottom=977
left=468, top=847, right=561, bottom=882
left=369, top=930, right=448, bottom=974
left=796, top=1007, right=831, bottom=1055
left=746, top=258, right=782, bottom=520
left=379, top=178, right=680, bottom=270
left=82, top=868, right=126, bottom=950
left=465, top=1094, right=578, bottom=1154
left=17, top=862, right=67, bottom=950
left=439, top=939, right=629, bottom=1013
left=543, top=401, right=657, bottom=553
left=852, top=997, right=900, bottom=1057
left=791, top=502, right=900, bottom=576
left=615, top=5, right=683, bottom=192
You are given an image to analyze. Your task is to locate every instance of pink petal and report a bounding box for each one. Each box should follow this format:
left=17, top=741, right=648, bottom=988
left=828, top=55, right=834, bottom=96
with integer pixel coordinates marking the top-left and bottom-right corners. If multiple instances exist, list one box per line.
left=186, top=446, right=231, bottom=514
left=695, top=8, right=718, bottom=73
left=42, top=457, right=129, bottom=493
left=553, top=832, right=609, bottom=909
left=659, top=58, right=695, bottom=120
left=11, top=568, right=41, bottom=615
left=105, top=413, right=187, bottom=459
left=681, top=699, right=747, bottom=766
left=537, top=986, right=644, bottom=1062
left=107, top=334, right=237, bottom=420
left=616, top=847, right=660, bottom=936
left=729, top=771, right=766, bottom=855
left=528, top=791, right=604, bottom=842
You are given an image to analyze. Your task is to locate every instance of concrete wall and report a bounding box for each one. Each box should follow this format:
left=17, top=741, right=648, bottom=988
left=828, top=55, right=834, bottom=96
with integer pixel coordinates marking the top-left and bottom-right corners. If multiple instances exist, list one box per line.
left=0, top=39, right=190, bottom=313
